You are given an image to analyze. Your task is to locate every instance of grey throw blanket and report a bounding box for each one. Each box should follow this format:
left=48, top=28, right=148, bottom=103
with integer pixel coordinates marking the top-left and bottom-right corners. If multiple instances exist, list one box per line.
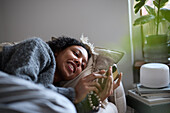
left=0, top=71, right=77, bottom=113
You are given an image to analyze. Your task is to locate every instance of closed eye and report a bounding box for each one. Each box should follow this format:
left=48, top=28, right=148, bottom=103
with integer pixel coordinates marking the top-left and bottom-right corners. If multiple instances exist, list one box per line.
left=73, top=51, right=79, bottom=57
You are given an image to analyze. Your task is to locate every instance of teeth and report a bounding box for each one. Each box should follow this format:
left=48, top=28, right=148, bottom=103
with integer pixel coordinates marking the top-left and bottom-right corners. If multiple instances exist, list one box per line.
left=68, top=63, right=74, bottom=71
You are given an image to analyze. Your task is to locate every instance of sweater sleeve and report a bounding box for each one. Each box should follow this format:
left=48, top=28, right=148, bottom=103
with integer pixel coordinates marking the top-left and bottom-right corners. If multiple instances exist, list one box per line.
left=46, top=84, right=76, bottom=101
left=47, top=84, right=95, bottom=113
left=2, top=38, right=56, bottom=86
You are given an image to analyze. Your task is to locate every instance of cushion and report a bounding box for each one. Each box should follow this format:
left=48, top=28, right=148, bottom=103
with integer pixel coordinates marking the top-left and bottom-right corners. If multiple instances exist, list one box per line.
left=98, top=101, right=118, bottom=113
left=0, top=42, right=18, bottom=52
left=93, top=47, right=124, bottom=72
left=109, top=82, right=127, bottom=113
left=80, top=35, right=124, bottom=72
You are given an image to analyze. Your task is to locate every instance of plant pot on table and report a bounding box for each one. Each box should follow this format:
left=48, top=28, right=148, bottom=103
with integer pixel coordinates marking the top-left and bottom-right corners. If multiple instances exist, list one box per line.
left=144, top=34, right=168, bottom=63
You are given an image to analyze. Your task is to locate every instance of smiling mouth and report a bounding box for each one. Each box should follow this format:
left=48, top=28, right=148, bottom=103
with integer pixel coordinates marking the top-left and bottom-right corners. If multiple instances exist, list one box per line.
left=68, top=62, right=76, bottom=73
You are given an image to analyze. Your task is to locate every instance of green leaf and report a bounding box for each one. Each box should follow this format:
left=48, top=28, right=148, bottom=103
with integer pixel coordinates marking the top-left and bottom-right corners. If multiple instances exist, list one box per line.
left=153, top=0, right=158, bottom=8
left=160, top=0, right=169, bottom=8
left=134, top=0, right=147, bottom=14
left=144, top=5, right=155, bottom=15
left=133, top=15, right=155, bottom=26
left=160, top=8, right=170, bottom=22
left=153, top=0, right=169, bottom=8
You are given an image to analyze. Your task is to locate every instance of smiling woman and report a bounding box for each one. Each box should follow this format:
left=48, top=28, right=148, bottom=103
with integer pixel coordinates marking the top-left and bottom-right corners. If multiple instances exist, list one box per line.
left=54, top=45, right=88, bottom=81
left=0, top=36, right=123, bottom=113
left=47, top=36, right=91, bottom=83
left=0, top=36, right=120, bottom=113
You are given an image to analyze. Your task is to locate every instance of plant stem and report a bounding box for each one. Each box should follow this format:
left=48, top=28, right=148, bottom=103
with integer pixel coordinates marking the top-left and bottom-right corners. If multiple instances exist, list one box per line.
left=156, top=0, right=161, bottom=35
left=140, top=9, right=144, bottom=58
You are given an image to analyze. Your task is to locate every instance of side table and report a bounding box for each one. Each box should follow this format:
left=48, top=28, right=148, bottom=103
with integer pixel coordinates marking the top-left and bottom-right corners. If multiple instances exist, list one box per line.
left=126, top=89, right=170, bottom=113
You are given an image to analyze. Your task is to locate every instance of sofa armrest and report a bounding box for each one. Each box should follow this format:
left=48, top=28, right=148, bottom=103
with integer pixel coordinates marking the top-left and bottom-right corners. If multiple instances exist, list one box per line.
left=108, top=81, right=127, bottom=113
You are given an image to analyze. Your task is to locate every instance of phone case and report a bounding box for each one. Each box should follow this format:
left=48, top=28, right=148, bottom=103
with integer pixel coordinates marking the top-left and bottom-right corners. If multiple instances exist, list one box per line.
left=112, top=64, right=119, bottom=81
left=105, top=64, right=119, bottom=80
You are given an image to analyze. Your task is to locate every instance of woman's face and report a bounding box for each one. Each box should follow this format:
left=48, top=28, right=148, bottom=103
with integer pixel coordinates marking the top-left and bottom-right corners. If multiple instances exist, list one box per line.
left=55, top=45, right=88, bottom=81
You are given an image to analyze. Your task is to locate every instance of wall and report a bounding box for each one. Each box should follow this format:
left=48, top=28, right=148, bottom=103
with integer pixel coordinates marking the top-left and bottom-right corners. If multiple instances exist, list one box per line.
left=0, top=1, right=4, bottom=41
left=0, top=0, right=134, bottom=93
left=131, top=0, right=144, bottom=61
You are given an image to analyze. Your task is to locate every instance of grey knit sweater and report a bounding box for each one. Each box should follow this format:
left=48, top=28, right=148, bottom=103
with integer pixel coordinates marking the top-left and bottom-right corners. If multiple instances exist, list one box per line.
left=0, top=38, right=75, bottom=101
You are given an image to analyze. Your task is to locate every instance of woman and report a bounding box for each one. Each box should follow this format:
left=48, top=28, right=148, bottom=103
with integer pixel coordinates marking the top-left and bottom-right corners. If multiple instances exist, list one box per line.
left=0, top=36, right=121, bottom=113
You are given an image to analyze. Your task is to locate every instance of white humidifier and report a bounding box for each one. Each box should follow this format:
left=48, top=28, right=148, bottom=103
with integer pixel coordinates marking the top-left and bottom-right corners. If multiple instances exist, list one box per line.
left=140, top=63, right=169, bottom=88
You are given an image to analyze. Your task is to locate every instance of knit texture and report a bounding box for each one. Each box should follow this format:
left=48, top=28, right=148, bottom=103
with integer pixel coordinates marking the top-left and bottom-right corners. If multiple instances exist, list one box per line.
left=1, top=38, right=55, bottom=86
left=0, top=37, right=75, bottom=101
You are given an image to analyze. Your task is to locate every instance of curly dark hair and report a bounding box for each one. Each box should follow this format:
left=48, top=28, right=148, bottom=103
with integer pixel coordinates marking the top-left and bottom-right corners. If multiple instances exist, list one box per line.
left=47, top=36, right=91, bottom=59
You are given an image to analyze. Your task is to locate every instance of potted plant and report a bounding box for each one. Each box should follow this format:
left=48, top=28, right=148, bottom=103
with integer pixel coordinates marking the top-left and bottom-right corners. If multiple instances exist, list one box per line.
left=133, top=0, right=170, bottom=63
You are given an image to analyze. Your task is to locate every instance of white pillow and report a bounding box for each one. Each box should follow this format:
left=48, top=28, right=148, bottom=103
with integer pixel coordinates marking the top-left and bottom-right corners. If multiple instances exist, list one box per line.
left=0, top=42, right=18, bottom=52
left=93, top=47, right=124, bottom=72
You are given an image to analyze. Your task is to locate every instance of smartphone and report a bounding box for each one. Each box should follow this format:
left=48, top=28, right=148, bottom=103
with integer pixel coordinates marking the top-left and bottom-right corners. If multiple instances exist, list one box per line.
left=106, top=64, right=119, bottom=81
left=112, top=64, right=119, bottom=81
left=99, top=64, right=120, bottom=89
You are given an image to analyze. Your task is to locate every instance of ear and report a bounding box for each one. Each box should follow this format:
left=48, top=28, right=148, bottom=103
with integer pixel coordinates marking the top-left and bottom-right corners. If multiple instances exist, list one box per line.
left=54, top=52, right=58, bottom=57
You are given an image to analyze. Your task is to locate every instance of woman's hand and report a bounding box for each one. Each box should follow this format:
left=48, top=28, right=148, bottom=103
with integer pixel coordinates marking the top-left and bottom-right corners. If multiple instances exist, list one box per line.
left=98, top=67, right=123, bottom=102
left=74, top=70, right=106, bottom=104
left=113, top=72, right=122, bottom=90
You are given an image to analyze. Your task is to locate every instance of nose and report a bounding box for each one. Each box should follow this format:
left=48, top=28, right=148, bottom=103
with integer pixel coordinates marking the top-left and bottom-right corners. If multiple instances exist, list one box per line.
left=74, top=58, right=82, bottom=67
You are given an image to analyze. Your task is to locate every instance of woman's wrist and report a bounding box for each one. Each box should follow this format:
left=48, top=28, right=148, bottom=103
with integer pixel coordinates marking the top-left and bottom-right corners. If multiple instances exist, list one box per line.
left=99, top=93, right=106, bottom=102
left=73, top=89, right=80, bottom=104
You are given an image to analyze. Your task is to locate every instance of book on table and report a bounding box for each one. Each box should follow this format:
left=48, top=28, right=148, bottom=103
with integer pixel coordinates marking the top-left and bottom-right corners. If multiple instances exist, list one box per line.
left=128, top=89, right=170, bottom=105
left=135, top=83, right=170, bottom=98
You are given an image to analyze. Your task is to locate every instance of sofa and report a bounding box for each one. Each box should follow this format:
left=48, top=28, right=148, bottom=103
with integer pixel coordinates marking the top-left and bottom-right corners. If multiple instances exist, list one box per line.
left=0, top=36, right=127, bottom=113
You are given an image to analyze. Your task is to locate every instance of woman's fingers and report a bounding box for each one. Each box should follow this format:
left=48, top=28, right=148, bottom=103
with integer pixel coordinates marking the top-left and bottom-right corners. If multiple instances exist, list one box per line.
left=108, top=66, right=112, bottom=76
left=74, top=70, right=122, bottom=103
left=117, top=72, right=122, bottom=83
left=105, top=66, right=112, bottom=76
left=88, top=81, right=102, bottom=91
left=84, top=71, right=107, bottom=82
left=99, top=76, right=113, bottom=101
left=106, top=76, right=113, bottom=94
left=88, top=86, right=99, bottom=94
left=113, top=72, right=123, bottom=90
left=74, top=79, right=101, bottom=103
left=98, top=70, right=106, bottom=74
